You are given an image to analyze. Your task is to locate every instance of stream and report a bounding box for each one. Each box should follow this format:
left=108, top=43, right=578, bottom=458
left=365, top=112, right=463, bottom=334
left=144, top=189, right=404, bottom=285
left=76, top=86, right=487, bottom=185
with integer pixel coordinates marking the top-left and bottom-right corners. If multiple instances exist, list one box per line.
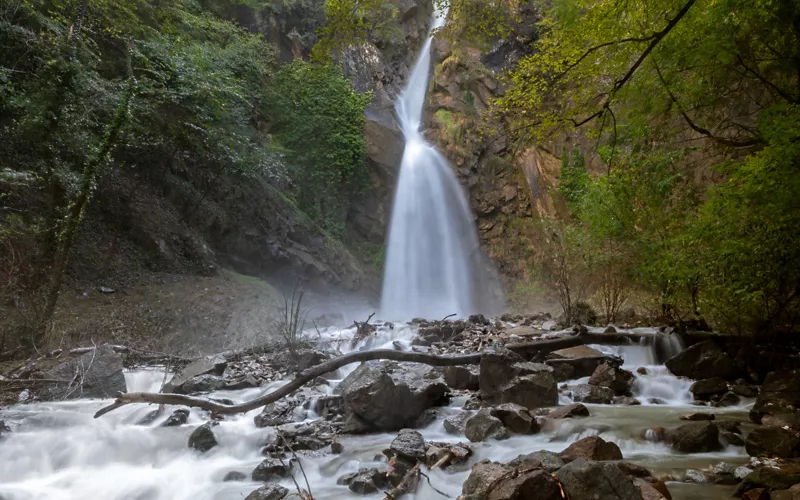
left=0, top=323, right=753, bottom=500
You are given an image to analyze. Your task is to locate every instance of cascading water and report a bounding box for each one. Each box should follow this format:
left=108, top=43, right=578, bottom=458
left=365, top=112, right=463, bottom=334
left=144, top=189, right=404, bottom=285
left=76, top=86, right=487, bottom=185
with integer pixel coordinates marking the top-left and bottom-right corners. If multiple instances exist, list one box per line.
left=381, top=10, right=493, bottom=320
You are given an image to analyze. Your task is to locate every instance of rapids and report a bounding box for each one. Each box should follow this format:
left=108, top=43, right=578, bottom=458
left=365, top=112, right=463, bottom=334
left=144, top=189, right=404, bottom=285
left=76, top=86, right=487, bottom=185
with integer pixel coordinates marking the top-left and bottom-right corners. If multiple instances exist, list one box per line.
left=0, top=323, right=753, bottom=500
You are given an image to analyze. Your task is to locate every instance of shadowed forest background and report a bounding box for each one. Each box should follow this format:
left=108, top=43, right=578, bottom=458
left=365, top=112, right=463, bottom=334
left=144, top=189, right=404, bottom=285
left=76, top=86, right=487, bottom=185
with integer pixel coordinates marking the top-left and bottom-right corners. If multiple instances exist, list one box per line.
left=1, top=0, right=799, bottom=357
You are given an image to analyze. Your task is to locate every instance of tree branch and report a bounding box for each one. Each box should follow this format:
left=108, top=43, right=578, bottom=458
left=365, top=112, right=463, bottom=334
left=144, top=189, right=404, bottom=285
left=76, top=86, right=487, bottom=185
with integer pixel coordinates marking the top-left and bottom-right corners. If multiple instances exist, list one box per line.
left=735, top=54, right=796, bottom=103
left=94, top=331, right=664, bottom=418
left=654, top=61, right=763, bottom=148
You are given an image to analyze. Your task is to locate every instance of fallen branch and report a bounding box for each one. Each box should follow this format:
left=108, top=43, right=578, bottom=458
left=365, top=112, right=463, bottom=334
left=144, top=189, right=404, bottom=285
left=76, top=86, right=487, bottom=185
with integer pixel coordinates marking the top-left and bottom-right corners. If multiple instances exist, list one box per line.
left=385, top=463, right=420, bottom=499
left=93, top=330, right=672, bottom=418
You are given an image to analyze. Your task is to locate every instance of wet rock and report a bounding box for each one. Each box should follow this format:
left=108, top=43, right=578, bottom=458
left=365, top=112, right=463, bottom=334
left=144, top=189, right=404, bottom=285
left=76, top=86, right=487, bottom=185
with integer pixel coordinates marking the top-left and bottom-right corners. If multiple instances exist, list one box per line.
left=716, top=392, right=742, bottom=407
left=162, top=408, right=190, bottom=427
left=479, top=349, right=558, bottom=410
left=223, top=471, right=247, bottom=482
left=460, top=461, right=513, bottom=499
left=679, top=412, right=715, bottom=421
left=734, top=468, right=800, bottom=495
left=188, top=421, right=218, bottom=452
left=664, top=341, right=740, bottom=380
left=615, top=461, right=652, bottom=478
left=665, top=422, right=722, bottom=453
left=589, top=363, right=635, bottom=394
left=262, top=420, right=337, bottom=453
left=572, top=384, right=615, bottom=404
left=465, top=409, right=509, bottom=442
left=711, top=462, right=737, bottom=485
left=547, top=356, right=613, bottom=381
left=548, top=403, right=590, bottom=419
left=40, top=345, right=126, bottom=400
left=389, top=429, right=426, bottom=461
left=444, top=412, right=472, bottom=435
left=181, top=374, right=227, bottom=393
left=331, top=440, right=344, bottom=454
left=244, top=484, right=289, bottom=500
left=690, top=377, right=729, bottom=400
left=556, top=460, right=642, bottom=500
left=336, top=360, right=449, bottom=432
left=769, top=490, right=797, bottom=500
left=339, top=467, right=390, bottom=494
left=549, top=345, right=605, bottom=360
left=224, top=374, right=260, bottom=391
left=735, top=466, right=754, bottom=480
left=644, top=427, right=667, bottom=442
left=684, top=469, right=708, bottom=483
left=745, top=426, right=800, bottom=458
left=716, top=420, right=742, bottom=433
left=136, top=408, right=164, bottom=426
left=463, top=394, right=485, bottom=410
left=561, top=436, right=624, bottom=462
left=296, top=350, right=329, bottom=371
left=733, top=385, right=759, bottom=398
left=721, top=431, right=746, bottom=446
left=637, top=480, right=670, bottom=500
left=162, top=354, right=227, bottom=393
left=445, top=366, right=480, bottom=391
left=490, top=403, right=539, bottom=434
left=252, top=458, right=293, bottom=482
left=750, top=369, right=800, bottom=426
left=485, top=468, right=564, bottom=500
left=648, top=398, right=667, bottom=405
left=637, top=367, right=648, bottom=375
left=742, top=489, right=770, bottom=500
left=509, top=450, right=565, bottom=472
left=613, top=396, right=641, bottom=405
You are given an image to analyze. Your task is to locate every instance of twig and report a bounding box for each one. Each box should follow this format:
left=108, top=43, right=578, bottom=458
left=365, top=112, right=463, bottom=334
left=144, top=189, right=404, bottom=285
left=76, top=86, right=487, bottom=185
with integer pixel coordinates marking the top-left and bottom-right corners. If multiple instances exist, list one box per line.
left=440, top=313, right=457, bottom=322
left=418, top=470, right=449, bottom=498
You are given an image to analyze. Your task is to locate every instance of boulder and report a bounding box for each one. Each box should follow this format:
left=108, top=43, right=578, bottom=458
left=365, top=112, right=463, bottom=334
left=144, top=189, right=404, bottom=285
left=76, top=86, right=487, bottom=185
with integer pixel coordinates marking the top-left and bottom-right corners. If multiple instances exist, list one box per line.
left=685, top=469, right=708, bottom=483
left=164, top=354, right=226, bottom=393
left=721, top=431, right=745, bottom=446
left=445, top=366, right=480, bottom=391
left=261, top=420, right=337, bottom=453
left=750, top=369, right=800, bottom=426
left=548, top=345, right=605, bottom=360
left=716, top=392, right=742, bottom=407
left=742, top=489, right=769, bottom=500
left=480, top=349, right=558, bottom=410
left=252, top=458, right=293, bottom=482
left=664, top=341, right=740, bottom=380
left=549, top=403, right=590, bottom=419
left=679, top=412, right=715, bottom=421
left=745, top=427, right=800, bottom=458
left=572, top=384, right=615, bottom=404
left=223, top=471, right=247, bottom=482
left=665, top=422, right=722, bottom=453
left=556, top=460, right=642, bottom=500
left=615, top=461, right=653, bottom=478
left=637, top=480, right=669, bottom=500
left=589, top=363, right=635, bottom=394
left=733, top=385, right=759, bottom=398
left=254, top=400, right=301, bottom=428
left=181, top=374, right=227, bottom=393
left=509, top=450, right=565, bottom=472
left=735, top=468, right=800, bottom=496
left=465, top=409, right=509, bottom=442
left=711, top=462, right=737, bottom=485
left=244, top=484, right=289, bottom=500
left=490, top=403, right=539, bottom=434
left=338, top=467, right=390, bottom=494
left=336, top=360, right=449, bottom=432
left=485, top=468, right=564, bottom=500
left=547, top=356, right=612, bottom=381
left=689, top=377, right=728, bottom=400
left=40, top=345, right=126, bottom=400
left=613, top=396, right=641, bottom=406
left=561, top=436, right=623, bottom=462
left=389, top=429, right=426, bottom=462
left=444, top=412, right=472, bottom=435
left=461, top=461, right=513, bottom=499
left=188, top=422, right=218, bottom=452
left=162, top=408, right=190, bottom=427
left=735, top=466, right=754, bottom=480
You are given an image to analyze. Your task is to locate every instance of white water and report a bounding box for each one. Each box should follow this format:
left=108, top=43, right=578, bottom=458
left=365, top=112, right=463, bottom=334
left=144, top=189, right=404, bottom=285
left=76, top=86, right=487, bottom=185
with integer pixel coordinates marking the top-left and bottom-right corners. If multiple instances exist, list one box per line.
left=380, top=9, right=490, bottom=320
left=0, top=325, right=753, bottom=500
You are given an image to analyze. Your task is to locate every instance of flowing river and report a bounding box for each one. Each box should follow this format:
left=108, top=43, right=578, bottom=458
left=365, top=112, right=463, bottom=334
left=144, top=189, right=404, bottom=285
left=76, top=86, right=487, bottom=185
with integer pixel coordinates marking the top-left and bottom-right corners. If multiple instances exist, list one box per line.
left=0, top=323, right=753, bottom=500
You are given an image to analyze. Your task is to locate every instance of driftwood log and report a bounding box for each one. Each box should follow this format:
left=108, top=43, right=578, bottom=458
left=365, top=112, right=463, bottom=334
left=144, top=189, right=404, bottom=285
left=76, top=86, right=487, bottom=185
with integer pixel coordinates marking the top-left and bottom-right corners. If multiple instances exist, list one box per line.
left=94, top=330, right=670, bottom=418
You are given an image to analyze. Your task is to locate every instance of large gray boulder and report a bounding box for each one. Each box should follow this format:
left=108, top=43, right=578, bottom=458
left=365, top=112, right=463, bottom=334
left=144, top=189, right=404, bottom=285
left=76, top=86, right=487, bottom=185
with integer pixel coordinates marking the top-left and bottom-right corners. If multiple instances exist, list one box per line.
left=734, top=468, right=800, bottom=496
left=41, top=345, right=126, bottom=400
left=244, top=484, right=288, bottom=500
left=485, top=468, right=564, bottom=500
left=666, top=422, right=722, bottom=453
left=589, top=363, right=634, bottom=394
left=460, top=461, right=513, bottom=500
left=745, top=426, right=800, bottom=458
left=572, top=384, right=615, bottom=404
left=510, top=450, right=565, bottom=472
left=465, top=409, right=509, bottom=442
left=389, top=429, right=426, bottom=462
left=188, top=422, right=218, bottom=452
left=689, top=377, right=728, bottom=400
left=445, top=365, right=480, bottom=391
left=750, top=369, right=800, bottom=426
left=561, top=436, right=623, bottom=462
left=556, top=460, right=643, bottom=500
left=163, top=354, right=227, bottom=393
left=490, top=403, right=539, bottom=434
left=336, top=360, right=449, bottom=432
left=664, top=341, right=740, bottom=380
left=479, top=349, right=557, bottom=410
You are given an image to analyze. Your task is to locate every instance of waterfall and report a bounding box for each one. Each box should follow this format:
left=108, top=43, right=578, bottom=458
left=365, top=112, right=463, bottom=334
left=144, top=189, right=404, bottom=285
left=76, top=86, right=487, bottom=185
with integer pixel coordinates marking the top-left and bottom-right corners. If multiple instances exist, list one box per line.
left=380, top=9, right=494, bottom=320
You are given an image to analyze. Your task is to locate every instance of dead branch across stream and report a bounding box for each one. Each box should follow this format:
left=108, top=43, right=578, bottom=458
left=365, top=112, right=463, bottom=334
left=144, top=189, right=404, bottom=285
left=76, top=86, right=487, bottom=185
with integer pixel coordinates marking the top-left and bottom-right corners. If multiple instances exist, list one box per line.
left=93, top=331, right=666, bottom=418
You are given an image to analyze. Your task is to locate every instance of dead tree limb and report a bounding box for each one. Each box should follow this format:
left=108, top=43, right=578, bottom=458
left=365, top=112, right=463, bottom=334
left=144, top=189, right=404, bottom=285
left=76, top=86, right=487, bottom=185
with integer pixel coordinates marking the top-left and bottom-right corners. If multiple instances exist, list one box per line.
left=93, top=331, right=671, bottom=419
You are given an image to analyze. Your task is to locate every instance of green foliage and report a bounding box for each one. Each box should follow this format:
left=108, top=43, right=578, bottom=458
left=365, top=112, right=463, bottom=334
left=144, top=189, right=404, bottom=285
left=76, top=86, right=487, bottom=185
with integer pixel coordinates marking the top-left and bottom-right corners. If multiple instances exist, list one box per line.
left=558, top=148, right=589, bottom=208
left=312, top=0, right=398, bottom=60
left=266, top=60, right=371, bottom=234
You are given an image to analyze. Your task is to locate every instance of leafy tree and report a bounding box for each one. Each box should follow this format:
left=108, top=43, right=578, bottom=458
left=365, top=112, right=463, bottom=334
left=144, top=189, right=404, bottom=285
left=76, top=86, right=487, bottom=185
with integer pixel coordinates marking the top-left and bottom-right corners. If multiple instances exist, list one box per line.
left=266, top=60, right=371, bottom=234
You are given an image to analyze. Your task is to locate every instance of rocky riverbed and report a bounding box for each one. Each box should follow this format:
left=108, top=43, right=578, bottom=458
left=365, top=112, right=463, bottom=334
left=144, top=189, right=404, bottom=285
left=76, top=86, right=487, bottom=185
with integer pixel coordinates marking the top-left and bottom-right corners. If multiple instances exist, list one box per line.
left=1, top=316, right=800, bottom=500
